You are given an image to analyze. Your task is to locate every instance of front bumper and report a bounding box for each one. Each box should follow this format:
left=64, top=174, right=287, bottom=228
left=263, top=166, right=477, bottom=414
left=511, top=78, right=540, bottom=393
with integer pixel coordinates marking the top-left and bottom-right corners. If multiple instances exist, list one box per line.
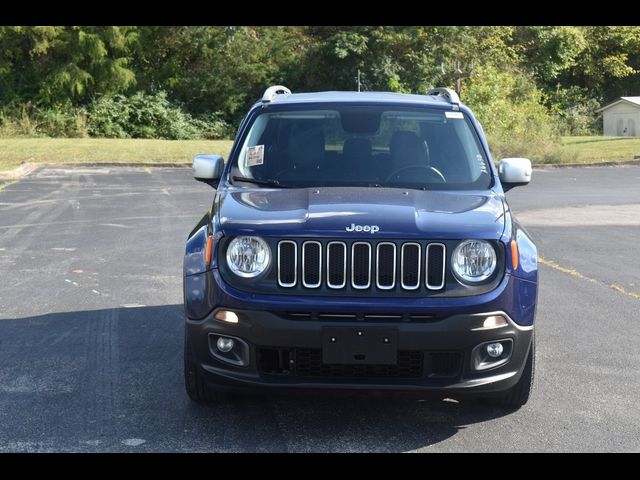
left=186, top=310, right=533, bottom=395
left=185, top=269, right=536, bottom=395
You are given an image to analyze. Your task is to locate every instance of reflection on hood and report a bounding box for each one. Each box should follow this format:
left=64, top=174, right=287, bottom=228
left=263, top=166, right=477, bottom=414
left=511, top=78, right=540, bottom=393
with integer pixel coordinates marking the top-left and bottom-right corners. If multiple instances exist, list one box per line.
left=219, top=187, right=505, bottom=240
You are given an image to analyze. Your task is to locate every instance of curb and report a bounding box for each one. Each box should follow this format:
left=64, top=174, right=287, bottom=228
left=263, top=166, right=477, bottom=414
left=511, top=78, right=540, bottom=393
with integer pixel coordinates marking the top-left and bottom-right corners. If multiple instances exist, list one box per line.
left=0, top=162, right=39, bottom=180
left=531, top=159, right=640, bottom=169
left=39, top=162, right=192, bottom=168
left=2, top=158, right=639, bottom=182
left=0, top=162, right=192, bottom=181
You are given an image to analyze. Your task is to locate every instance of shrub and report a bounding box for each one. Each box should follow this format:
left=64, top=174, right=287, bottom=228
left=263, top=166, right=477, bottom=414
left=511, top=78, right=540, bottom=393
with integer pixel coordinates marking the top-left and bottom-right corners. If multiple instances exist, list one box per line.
left=86, top=91, right=232, bottom=140
left=0, top=93, right=233, bottom=139
left=85, top=95, right=131, bottom=138
left=546, top=86, right=601, bottom=136
left=0, top=102, right=88, bottom=138
left=191, top=113, right=235, bottom=140
left=34, top=105, right=89, bottom=138
left=463, top=64, right=562, bottom=163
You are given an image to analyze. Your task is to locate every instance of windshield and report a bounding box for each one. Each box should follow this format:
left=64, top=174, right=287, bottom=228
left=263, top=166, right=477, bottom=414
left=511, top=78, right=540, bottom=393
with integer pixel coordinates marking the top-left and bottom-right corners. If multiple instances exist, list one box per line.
left=230, top=105, right=492, bottom=190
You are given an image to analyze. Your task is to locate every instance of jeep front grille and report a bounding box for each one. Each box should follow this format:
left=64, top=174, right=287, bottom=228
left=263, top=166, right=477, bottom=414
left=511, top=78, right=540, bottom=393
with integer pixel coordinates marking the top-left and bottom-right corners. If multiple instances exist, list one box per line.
left=277, top=240, right=446, bottom=292
left=426, top=243, right=446, bottom=290
left=376, top=242, right=396, bottom=289
left=277, top=241, right=297, bottom=287
left=351, top=242, right=371, bottom=289
left=401, top=242, right=421, bottom=289
left=302, top=241, right=322, bottom=288
left=327, top=241, right=347, bottom=288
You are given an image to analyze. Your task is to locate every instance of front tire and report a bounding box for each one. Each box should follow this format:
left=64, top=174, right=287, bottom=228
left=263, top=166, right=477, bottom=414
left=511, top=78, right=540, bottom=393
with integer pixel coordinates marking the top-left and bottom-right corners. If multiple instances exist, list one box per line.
left=492, top=334, right=535, bottom=409
left=184, top=326, right=228, bottom=403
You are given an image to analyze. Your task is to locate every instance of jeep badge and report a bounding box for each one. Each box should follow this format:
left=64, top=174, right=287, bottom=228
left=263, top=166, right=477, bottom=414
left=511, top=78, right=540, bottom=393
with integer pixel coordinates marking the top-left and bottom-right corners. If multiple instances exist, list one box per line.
left=346, top=223, right=380, bottom=234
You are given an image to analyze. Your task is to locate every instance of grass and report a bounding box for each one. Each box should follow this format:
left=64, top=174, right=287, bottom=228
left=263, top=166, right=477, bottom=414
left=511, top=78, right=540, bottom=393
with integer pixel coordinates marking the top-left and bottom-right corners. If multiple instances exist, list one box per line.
left=489, top=135, right=640, bottom=165
left=549, top=136, right=640, bottom=164
left=1, top=135, right=639, bottom=173
left=0, top=138, right=234, bottom=172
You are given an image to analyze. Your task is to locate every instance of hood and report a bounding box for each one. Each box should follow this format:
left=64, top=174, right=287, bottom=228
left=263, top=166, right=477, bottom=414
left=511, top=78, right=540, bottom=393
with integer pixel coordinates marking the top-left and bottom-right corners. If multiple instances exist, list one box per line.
left=217, top=187, right=505, bottom=240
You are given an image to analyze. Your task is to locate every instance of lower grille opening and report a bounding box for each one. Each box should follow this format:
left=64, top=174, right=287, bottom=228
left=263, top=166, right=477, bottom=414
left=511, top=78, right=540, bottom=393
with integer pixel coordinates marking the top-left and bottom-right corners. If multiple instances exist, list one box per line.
left=258, top=347, right=292, bottom=375
left=258, top=348, right=461, bottom=380
left=282, top=349, right=424, bottom=379
left=258, top=348, right=423, bottom=378
left=425, top=352, right=462, bottom=378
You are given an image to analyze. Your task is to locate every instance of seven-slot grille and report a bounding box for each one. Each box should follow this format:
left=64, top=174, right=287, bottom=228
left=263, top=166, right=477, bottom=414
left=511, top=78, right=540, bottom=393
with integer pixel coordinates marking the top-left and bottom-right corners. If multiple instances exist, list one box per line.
left=277, top=240, right=446, bottom=292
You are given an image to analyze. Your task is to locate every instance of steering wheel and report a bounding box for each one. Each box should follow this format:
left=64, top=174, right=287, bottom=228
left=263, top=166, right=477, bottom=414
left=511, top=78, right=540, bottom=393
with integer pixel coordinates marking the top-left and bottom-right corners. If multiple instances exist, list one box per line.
left=385, top=164, right=446, bottom=184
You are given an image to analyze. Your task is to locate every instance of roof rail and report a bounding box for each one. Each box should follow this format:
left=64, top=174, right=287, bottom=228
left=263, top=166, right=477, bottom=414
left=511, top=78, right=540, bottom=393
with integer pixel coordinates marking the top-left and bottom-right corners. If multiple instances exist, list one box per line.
left=426, top=87, right=460, bottom=108
left=262, top=85, right=292, bottom=104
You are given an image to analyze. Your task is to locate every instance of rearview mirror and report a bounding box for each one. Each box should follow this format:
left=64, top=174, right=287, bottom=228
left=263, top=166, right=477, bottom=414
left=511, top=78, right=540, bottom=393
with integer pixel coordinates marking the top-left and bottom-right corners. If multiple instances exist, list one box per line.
left=193, top=154, right=225, bottom=188
left=499, top=158, right=532, bottom=192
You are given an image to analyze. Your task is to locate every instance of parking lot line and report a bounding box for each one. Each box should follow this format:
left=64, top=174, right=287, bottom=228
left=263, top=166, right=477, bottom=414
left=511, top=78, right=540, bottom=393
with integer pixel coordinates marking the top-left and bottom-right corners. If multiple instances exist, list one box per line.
left=539, top=256, right=640, bottom=300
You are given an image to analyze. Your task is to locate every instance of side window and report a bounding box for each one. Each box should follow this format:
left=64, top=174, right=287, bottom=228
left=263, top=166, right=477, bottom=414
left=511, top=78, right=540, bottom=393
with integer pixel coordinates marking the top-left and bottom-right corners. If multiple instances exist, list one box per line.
left=453, top=120, right=489, bottom=181
left=233, top=114, right=248, bottom=143
left=237, top=114, right=269, bottom=177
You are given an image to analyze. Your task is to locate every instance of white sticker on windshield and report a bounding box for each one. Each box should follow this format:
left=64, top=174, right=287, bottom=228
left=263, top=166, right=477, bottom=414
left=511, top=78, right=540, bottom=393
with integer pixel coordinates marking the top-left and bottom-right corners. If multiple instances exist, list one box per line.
left=245, top=145, right=264, bottom=167
left=445, top=111, right=464, bottom=119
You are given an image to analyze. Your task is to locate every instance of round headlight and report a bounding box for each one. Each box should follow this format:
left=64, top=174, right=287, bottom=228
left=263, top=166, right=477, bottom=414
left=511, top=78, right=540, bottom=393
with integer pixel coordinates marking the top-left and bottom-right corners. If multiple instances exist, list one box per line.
left=226, top=236, right=272, bottom=278
left=451, top=240, right=497, bottom=284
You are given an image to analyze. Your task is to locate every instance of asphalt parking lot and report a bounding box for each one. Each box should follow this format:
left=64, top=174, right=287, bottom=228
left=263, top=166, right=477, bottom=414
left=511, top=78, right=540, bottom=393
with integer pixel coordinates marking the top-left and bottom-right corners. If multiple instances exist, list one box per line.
left=0, top=165, right=639, bottom=452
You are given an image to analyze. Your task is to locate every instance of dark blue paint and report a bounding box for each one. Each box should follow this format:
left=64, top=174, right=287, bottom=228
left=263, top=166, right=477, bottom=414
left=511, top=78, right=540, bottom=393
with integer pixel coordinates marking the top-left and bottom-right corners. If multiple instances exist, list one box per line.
left=184, top=272, right=215, bottom=319
left=184, top=269, right=536, bottom=327
left=184, top=91, right=538, bottom=328
left=217, top=187, right=505, bottom=240
left=500, top=205, right=538, bottom=284
left=514, top=228, right=538, bottom=282
left=183, top=225, right=209, bottom=276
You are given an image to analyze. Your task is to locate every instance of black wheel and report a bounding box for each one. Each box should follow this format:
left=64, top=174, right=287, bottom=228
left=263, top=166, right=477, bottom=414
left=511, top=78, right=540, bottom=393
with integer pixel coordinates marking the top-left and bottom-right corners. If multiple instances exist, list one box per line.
left=184, top=326, right=228, bottom=403
left=492, top=334, right=535, bottom=409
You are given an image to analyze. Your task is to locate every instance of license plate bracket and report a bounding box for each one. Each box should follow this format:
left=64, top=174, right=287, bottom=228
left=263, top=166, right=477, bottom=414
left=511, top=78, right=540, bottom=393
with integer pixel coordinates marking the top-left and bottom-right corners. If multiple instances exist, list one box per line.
left=322, top=327, right=398, bottom=365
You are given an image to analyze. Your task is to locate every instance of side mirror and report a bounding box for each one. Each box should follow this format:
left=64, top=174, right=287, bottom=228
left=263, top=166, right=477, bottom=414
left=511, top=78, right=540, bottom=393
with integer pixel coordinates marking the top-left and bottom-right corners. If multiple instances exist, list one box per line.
left=193, top=154, right=225, bottom=188
left=499, top=158, right=532, bottom=192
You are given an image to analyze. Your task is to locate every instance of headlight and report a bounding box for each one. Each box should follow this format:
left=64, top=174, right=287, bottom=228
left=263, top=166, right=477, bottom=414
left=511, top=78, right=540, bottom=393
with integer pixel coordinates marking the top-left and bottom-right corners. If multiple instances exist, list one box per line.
left=226, top=236, right=272, bottom=278
left=451, top=240, right=497, bottom=284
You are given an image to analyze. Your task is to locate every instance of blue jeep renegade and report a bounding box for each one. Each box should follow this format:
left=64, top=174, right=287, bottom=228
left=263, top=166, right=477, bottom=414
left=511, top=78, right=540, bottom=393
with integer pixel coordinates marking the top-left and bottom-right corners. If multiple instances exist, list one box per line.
left=184, top=86, right=537, bottom=409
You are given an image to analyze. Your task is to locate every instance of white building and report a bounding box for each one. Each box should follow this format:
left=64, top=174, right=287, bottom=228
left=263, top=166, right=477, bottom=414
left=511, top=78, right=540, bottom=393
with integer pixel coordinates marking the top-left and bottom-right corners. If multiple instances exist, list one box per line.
left=597, top=97, right=640, bottom=136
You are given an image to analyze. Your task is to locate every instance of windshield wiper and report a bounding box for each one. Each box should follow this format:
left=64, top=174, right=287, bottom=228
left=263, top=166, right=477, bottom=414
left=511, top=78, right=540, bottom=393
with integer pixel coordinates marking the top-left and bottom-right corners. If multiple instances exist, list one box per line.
left=231, top=176, right=292, bottom=188
left=365, top=182, right=428, bottom=191
left=388, top=184, right=428, bottom=191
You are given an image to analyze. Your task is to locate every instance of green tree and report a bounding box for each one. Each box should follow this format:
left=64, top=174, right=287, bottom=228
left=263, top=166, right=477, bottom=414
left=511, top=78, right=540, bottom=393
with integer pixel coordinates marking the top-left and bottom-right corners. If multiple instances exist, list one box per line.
left=301, top=26, right=517, bottom=97
left=0, top=26, right=138, bottom=107
left=513, top=26, right=586, bottom=84
left=132, top=26, right=308, bottom=123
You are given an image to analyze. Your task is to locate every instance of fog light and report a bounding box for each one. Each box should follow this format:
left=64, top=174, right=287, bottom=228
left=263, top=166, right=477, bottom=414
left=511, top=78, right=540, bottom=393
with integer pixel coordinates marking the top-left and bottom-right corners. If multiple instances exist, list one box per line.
left=486, top=342, right=504, bottom=358
left=216, top=337, right=235, bottom=353
left=472, top=339, right=513, bottom=371
left=214, top=310, right=239, bottom=324
left=483, top=315, right=507, bottom=329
